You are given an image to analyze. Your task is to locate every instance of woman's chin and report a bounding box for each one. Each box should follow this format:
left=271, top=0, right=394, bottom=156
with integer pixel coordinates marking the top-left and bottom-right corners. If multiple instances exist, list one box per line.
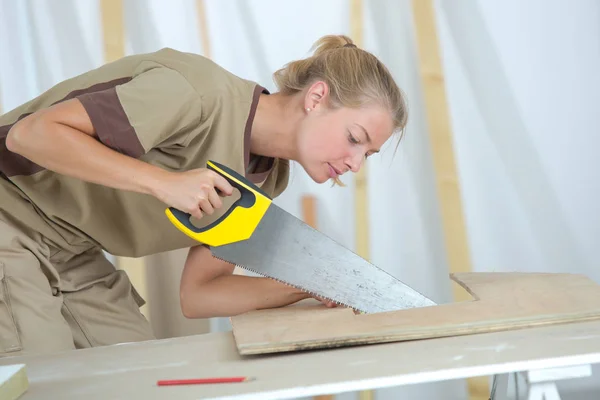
left=300, top=164, right=329, bottom=183
left=311, top=175, right=329, bottom=184
left=309, top=174, right=329, bottom=184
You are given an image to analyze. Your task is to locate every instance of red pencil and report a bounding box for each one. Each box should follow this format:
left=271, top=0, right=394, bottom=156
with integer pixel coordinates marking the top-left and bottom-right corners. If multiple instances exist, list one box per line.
left=157, top=376, right=254, bottom=386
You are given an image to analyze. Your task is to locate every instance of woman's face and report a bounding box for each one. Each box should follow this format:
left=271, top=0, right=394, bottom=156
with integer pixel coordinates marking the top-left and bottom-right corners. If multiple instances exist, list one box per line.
left=296, top=99, right=394, bottom=184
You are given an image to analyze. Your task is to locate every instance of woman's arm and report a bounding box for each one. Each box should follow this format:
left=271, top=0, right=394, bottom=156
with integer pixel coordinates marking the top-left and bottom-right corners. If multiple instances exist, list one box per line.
left=180, top=245, right=328, bottom=318
left=6, top=98, right=232, bottom=219
left=7, top=98, right=166, bottom=194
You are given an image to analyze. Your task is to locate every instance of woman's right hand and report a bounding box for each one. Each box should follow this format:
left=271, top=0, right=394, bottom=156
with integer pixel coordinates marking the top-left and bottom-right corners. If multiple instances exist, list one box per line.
left=154, top=168, right=235, bottom=220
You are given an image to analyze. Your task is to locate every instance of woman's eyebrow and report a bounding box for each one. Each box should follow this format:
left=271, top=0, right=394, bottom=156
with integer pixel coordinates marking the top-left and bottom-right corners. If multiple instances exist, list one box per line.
left=354, top=123, right=371, bottom=143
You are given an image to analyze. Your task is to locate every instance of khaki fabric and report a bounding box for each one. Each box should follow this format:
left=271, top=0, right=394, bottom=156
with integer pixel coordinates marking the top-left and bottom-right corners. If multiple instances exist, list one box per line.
left=0, top=47, right=290, bottom=258
left=0, top=210, right=154, bottom=357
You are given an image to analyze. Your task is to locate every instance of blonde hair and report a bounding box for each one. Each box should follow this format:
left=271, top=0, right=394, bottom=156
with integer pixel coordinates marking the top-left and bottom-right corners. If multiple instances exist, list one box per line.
left=273, top=35, right=408, bottom=186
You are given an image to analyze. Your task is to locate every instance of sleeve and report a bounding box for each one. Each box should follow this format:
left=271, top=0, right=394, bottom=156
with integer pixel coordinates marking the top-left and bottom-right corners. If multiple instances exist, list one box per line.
left=77, top=66, right=202, bottom=158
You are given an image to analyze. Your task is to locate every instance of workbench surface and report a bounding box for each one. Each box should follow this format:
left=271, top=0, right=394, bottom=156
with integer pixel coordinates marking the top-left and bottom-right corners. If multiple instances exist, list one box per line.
left=1, top=320, right=600, bottom=399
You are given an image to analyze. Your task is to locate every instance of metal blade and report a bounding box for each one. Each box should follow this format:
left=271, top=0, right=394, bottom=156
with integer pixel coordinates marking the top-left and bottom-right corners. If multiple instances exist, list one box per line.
left=210, top=204, right=436, bottom=314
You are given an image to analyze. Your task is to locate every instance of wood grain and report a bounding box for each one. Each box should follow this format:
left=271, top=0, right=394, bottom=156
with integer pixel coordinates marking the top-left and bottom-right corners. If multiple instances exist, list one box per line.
left=231, top=272, right=600, bottom=355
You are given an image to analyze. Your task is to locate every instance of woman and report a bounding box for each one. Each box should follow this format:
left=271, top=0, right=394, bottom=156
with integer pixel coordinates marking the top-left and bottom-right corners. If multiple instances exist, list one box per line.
left=0, top=34, right=408, bottom=356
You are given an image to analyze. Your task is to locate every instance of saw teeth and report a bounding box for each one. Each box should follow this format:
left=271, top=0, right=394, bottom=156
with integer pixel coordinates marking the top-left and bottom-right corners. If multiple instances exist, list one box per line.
left=210, top=254, right=364, bottom=313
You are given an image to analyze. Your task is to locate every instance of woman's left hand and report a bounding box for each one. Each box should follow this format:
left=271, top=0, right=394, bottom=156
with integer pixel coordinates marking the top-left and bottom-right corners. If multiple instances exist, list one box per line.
left=313, top=295, right=338, bottom=308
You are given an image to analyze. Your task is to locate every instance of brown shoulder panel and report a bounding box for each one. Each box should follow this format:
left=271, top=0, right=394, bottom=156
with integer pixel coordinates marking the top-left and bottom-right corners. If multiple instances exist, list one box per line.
left=0, top=77, right=137, bottom=177
left=78, top=85, right=144, bottom=158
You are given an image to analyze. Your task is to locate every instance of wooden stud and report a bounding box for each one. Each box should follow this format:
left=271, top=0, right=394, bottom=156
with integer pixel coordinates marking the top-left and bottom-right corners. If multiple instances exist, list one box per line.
left=350, top=0, right=369, bottom=262
left=196, top=0, right=212, bottom=58
left=99, top=0, right=150, bottom=320
left=349, top=0, right=370, bottom=264
left=410, top=1, right=489, bottom=398
left=301, top=195, right=317, bottom=229
left=350, top=1, right=374, bottom=400
left=100, top=0, right=125, bottom=64
left=351, top=0, right=371, bottom=264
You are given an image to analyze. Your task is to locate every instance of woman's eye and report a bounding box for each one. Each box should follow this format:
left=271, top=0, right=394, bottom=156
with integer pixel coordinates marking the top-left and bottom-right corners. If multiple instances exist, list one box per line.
left=348, top=133, right=359, bottom=144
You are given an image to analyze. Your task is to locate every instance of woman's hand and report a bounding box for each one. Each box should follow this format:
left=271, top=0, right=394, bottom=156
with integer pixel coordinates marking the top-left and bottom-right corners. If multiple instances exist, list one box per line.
left=154, top=168, right=234, bottom=220
left=180, top=245, right=316, bottom=318
left=313, top=295, right=339, bottom=308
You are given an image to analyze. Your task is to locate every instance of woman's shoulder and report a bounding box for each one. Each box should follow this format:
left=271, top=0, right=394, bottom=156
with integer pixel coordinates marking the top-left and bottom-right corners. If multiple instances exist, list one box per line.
left=148, top=48, right=257, bottom=101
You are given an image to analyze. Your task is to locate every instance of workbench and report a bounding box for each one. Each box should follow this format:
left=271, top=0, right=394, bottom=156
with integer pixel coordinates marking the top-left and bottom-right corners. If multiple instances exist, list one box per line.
left=1, top=320, right=599, bottom=399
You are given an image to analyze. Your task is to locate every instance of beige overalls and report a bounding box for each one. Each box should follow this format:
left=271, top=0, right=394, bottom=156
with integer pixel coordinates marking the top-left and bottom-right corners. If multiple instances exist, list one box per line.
left=0, top=47, right=289, bottom=356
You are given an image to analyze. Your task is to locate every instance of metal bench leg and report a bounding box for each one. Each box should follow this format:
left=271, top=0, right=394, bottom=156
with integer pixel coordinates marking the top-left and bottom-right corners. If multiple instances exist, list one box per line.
left=490, top=364, right=592, bottom=400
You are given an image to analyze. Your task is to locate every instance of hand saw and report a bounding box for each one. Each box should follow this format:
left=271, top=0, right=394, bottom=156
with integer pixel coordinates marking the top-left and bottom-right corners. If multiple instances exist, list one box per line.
left=165, top=160, right=436, bottom=314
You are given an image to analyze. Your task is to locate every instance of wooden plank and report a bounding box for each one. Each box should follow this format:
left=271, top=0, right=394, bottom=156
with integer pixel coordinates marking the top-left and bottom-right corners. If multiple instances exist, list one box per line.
left=231, top=272, right=600, bottom=355
left=410, top=0, right=488, bottom=398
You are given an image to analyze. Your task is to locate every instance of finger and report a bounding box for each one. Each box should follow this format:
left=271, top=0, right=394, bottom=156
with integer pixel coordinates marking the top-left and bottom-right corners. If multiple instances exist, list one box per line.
left=190, top=208, right=203, bottom=220
left=212, top=174, right=234, bottom=196
left=208, top=188, right=222, bottom=209
left=198, top=197, right=214, bottom=215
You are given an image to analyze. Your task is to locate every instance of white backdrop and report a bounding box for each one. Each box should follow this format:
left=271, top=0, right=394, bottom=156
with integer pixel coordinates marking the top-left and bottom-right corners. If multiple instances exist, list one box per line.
left=1, top=1, right=599, bottom=399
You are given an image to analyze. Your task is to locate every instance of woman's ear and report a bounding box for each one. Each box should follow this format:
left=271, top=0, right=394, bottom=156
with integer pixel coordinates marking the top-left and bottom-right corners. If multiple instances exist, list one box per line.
left=304, top=80, right=329, bottom=111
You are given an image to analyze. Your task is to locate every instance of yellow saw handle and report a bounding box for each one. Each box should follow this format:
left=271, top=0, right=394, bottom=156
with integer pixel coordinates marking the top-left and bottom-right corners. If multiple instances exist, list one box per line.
left=165, top=160, right=272, bottom=247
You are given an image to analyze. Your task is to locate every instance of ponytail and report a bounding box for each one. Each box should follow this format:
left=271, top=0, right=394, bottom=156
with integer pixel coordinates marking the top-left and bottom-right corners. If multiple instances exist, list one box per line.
left=273, top=34, right=408, bottom=135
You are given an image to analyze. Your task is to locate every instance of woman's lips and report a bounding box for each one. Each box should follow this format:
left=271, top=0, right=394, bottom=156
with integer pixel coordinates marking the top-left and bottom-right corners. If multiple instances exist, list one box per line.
left=328, top=163, right=340, bottom=178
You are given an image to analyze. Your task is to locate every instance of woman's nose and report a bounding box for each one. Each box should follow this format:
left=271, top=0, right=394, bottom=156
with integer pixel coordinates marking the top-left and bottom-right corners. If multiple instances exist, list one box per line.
left=345, top=152, right=363, bottom=173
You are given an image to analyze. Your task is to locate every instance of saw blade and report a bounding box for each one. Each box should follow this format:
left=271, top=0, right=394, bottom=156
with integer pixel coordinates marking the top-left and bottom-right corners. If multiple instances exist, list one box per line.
left=210, top=204, right=436, bottom=314
left=211, top=254, right=357, bottom=310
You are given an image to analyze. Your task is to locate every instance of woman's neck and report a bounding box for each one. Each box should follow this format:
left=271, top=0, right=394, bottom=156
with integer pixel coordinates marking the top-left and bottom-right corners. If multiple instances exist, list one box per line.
left=250, top=92, right=302, bottom=161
